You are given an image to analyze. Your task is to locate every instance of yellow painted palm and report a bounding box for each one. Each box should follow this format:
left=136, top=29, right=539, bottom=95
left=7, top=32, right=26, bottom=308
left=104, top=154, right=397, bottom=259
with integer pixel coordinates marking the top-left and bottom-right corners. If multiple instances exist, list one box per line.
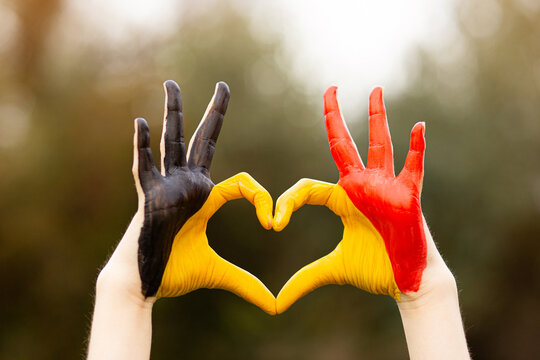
left=274, top=86, right=427, bottom=313
left=157, top=172, right=276, bottom=315
left=133, top=80, right=276, bottom=314
left=273, top=180, right=399, bottom=313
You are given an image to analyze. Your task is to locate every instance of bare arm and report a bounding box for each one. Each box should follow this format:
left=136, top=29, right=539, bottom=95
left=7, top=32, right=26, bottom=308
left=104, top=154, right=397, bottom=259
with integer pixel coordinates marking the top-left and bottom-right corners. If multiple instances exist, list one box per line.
left=397, top=221, right=469, bottom=360
left=87, top=80, right=275, bottom=360
left=88, top=214, right=154, bottom=360
left=274, top=86, right=470, bottom=359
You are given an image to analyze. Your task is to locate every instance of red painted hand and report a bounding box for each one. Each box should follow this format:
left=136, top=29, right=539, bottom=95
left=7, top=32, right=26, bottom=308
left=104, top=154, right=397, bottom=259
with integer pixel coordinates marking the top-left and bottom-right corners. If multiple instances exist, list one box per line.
left=325, top=86, right=426, bottom=293
left=274, top=86, right=428, bottom=312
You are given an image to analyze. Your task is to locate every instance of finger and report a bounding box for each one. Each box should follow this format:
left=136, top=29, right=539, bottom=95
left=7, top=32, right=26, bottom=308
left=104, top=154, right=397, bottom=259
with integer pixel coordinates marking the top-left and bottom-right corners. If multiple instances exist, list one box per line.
left=133, top=118, right=159, bottom=188
left=198, top=172, right=273, bottom=229
left=276, top=245, right=345, bottom=314
left=187, top=82, right=230, bottom=173
left=367, top=87, right=394, bottom=175
left=398, top=122, right=426, bottom=191
left=160, top=80, right=186, bottom=175
left=207, top=249, right=276, bottom=315
left=273, top=179, right=335, bottom=232
left=324, top=86, right=364, bottom=176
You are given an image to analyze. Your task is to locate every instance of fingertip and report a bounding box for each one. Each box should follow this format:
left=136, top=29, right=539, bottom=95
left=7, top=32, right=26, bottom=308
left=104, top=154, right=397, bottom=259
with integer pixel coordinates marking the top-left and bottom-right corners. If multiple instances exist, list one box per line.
left=266, top=216, right=273, bottom=230
left=324, top=85, right=338, bottom=97
left=265, top=300, right=278, bottom=316
left=260, top=205, right=273, bottom=230
left=275, top=297, right=291, bottom=315
left=275, top=286, right=294, bottom=314
left=215, top=81, right=231, bottom=101
left=272, top=196, right=285, bottom=231
left=135, top=117, right=149, bottom=130
left=249, top=291, right=277, bottom=316
left=412, top=121, right=425, bottom=133
left=258, top=209, right=273, bottom=230
left=323, top=86, right=339, bottom=115
left=212, top=81, right=230, bottom=114
left=135, top=118, right=150, bottom=147
left=255, top=189, right=273, bottom=230
left=371, top=86, right=383, bottom=96
left=216, top=81, right=230, bottom=94
left=410, top=122, right=426, bottom=151
left=272, top=216, right=285, bottom=232
left=164, top=80, right=182, bottom=110
left=164, top=79, right=180, bottom=92
left=254, top=290, right=277, bottom=315
left=369, top=86, right=385, bottom=116
left=273, top=211, right=290, bottom=232
left=273, top=201, right=292, bottom=231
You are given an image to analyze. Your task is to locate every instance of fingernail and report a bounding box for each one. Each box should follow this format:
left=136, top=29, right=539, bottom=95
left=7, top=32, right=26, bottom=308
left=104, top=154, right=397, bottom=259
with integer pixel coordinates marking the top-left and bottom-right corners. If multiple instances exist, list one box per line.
left=266, top=215, right=273, bottom=229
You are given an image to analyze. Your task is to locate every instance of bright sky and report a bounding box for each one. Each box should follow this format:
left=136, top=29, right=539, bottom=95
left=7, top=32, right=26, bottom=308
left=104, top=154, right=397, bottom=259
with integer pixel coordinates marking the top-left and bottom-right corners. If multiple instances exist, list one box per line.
left=248, top=0, right=457, bottom=99
left=67, top=0, right=457, bottom=116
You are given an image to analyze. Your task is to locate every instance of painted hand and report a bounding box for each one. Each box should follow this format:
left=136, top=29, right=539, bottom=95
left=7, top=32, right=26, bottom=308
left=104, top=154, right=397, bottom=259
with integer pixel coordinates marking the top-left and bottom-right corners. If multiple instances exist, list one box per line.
left=133, top=80, right=275, bottom=314
left=274, top=86, right=427, bottom=313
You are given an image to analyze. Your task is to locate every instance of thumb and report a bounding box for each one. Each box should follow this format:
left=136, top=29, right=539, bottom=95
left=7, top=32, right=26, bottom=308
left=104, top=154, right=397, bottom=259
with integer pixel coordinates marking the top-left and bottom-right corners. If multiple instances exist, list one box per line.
left=276, top=244, right=346, bottom=314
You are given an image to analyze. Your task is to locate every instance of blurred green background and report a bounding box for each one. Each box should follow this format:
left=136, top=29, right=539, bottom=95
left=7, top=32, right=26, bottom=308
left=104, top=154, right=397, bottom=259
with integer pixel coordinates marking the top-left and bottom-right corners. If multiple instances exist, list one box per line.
left=1, top=0, right=539, bottom=359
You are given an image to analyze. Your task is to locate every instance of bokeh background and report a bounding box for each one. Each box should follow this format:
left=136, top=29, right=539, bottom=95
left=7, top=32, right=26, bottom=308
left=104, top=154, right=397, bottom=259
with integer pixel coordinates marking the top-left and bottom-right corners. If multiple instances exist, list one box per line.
left=1, top=0, right=539, bottom=358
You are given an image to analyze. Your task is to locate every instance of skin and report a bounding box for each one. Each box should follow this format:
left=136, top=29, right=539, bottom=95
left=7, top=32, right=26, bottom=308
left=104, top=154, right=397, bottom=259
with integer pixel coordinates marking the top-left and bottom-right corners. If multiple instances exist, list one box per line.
left=135, top=80, right=220, bottom=298
left=273, top=86, right=427, bottom=308
left=87, top=81, right=275, bottom=360
left=133, top=81, right=275, bottom=308
left=88, top=82, right=470, bottom=360
left=274, top=86, right=470, bottom=359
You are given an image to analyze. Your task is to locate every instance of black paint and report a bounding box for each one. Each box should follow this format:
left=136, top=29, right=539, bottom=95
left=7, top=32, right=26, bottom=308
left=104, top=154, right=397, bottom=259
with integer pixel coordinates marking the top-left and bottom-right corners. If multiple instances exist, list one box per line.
left=134, top=80, right=230, bottom=297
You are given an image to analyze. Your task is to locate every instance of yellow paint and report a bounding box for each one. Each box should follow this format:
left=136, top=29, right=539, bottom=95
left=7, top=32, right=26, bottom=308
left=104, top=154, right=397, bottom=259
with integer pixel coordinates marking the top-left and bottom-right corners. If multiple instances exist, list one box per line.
left=274, top=179, right=399, bottom=314
left=157, top=172, right=277, bottom=315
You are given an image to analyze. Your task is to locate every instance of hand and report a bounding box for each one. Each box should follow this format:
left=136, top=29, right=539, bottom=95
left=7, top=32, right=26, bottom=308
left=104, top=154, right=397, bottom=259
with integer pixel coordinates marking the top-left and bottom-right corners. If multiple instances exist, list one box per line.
left=100, top=80, right=275, bottom=314
left=274, top=86, right=434, bottom=313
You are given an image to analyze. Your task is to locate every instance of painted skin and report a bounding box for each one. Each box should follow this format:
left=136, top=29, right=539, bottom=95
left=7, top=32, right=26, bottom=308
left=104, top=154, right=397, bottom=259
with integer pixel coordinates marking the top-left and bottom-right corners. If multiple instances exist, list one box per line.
left=134, top=80, right=276, bottom=314
left=274, top=86, right=427, bottom=313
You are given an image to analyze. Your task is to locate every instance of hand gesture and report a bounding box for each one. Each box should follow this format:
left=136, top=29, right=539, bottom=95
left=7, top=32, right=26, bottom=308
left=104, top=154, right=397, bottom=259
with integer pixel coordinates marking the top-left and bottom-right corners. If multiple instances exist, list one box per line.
left=274, top=86, right=427, bottom=313
left=104, top=80, right=275, bottom=314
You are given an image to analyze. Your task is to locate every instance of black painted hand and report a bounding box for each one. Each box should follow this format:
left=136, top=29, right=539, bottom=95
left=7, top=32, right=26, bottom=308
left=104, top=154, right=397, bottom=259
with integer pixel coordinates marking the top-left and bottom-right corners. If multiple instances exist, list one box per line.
left=132, top=81, right=275, bottom=313
left=134, top=80, right=226, bottom=297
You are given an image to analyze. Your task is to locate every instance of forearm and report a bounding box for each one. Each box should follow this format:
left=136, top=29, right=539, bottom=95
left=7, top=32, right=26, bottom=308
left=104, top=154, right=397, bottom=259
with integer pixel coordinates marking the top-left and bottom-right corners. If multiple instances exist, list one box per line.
left=86, top=80, right=236, bottom=359
left=398, top=278, right=469, bottom=359
left=397, top=228, right=470, bottom=360
left=87, top=281, right=154, bottom=360
left=87, top=215, right=155, bottom=360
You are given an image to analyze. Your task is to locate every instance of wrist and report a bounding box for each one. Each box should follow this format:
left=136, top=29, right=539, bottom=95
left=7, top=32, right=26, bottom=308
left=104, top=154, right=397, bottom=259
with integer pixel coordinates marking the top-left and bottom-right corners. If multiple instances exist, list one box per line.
left=397, top=267, right=470, bottom=360
left=395, top=257, right=470, bottom=360
left=96, top=211, right=156, bottom=307
left=397, top=257, right=457, bottom=312
left=89, top=265, right=154, bottom=360
left=96, top=266, right=156, bottom=309
left=397, top=216, right=457, bottom=309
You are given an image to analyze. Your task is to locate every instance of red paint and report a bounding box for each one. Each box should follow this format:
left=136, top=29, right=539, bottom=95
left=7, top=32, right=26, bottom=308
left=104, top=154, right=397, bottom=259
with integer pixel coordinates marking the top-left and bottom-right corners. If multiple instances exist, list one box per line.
left=324, top=86, right=427, bottom=293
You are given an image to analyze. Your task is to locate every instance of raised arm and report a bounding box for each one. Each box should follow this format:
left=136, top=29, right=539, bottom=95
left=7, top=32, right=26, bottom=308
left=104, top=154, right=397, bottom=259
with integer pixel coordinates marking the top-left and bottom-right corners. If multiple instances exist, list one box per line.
left=87, top=81, right=275, bottom=360
left=274, top=86, right=470, bottom=359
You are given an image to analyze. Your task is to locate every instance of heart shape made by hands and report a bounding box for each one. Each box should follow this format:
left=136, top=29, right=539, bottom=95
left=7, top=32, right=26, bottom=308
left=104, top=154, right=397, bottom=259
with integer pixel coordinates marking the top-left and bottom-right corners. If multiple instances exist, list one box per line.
left=132, top=80, right=279, bottom=313
left=270, top=86, right=427, bottom=314
left=156, top=171, right=278, bottom=314
left=138, top=81, right=426, bottom=316
left=158, top=85, right=426, bottom=316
